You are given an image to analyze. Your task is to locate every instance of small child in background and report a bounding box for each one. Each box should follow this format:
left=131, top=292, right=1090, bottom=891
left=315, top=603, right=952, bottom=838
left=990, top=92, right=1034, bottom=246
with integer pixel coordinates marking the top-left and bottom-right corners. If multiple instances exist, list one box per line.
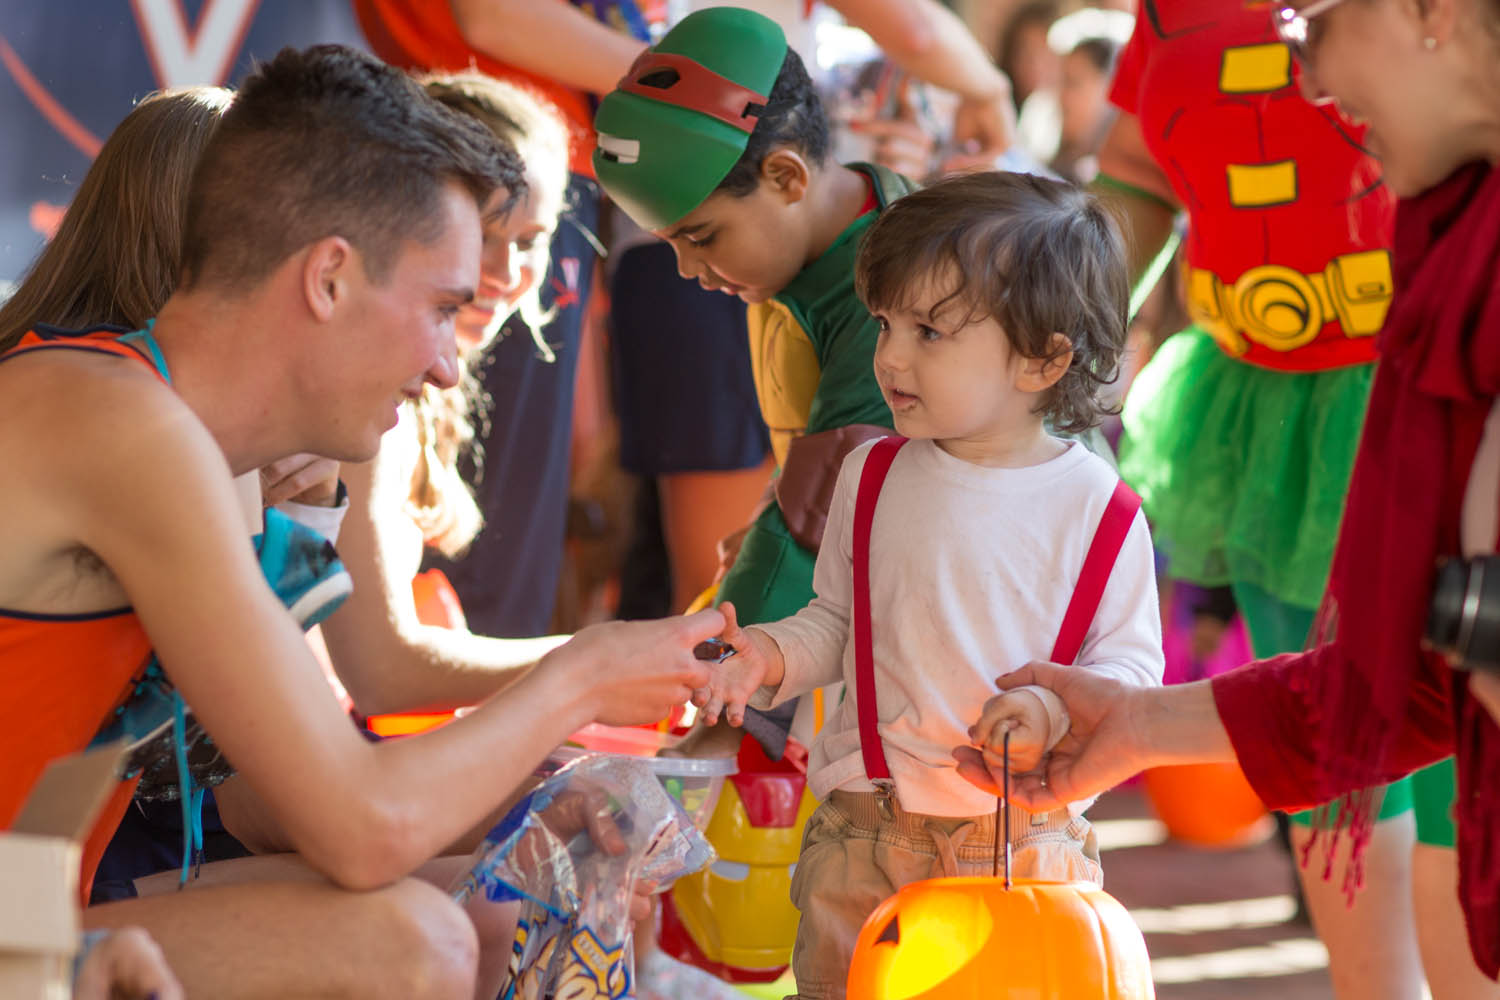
left=693, top=171, right=1165, bottom=999
left=1052, top=36, right=1121, bottom=183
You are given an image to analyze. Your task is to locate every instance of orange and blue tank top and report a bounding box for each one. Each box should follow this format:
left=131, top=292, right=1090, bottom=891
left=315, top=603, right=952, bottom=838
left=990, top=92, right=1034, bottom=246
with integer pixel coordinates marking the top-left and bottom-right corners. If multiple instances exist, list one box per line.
left=0, top=324, right=169, bottom=893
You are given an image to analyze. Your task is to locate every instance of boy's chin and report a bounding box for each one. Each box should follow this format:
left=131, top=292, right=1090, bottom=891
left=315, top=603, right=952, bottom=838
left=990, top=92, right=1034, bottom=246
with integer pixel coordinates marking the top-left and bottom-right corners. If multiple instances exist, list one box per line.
left=734, top=287, right=771, bottom=304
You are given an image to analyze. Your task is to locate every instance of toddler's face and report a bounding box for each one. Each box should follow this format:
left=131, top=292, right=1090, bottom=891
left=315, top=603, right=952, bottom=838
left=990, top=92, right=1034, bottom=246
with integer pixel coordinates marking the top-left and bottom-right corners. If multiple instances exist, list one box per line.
left=870, top=274, right=1047, bottom=461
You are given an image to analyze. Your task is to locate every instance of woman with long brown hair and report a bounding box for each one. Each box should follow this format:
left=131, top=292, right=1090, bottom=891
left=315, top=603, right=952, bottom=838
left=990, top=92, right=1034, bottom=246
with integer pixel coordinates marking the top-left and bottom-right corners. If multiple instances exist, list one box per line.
left=0, top=86, right=230, bottom=350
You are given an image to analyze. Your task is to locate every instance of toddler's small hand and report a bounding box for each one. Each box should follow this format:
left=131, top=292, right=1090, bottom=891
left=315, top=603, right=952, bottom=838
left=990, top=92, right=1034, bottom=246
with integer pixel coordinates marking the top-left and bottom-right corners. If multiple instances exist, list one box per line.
left=969, top=689, right=1051, bottom=774
left=690, top=601, right=776, bottom=728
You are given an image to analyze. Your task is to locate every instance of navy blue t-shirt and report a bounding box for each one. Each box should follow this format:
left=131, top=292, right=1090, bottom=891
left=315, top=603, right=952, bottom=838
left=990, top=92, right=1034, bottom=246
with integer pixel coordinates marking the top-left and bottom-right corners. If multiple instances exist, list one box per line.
left=423, top=177, right=598, bottom=638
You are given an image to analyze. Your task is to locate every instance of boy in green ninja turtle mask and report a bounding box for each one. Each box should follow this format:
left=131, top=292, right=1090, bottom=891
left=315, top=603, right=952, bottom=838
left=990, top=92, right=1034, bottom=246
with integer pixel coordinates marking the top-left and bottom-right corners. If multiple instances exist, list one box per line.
left=595, top=7, right=917, bottom=758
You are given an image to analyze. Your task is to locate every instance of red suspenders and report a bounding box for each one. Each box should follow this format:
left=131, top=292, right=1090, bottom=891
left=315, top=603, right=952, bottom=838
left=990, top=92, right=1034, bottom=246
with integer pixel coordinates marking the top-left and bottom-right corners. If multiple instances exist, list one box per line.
left=851, top=436, right=1142, bottom=815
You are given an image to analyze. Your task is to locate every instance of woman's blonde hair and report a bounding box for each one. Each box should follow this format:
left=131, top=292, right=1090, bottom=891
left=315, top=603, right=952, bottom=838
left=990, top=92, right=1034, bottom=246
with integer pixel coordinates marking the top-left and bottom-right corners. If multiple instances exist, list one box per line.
left=0, top=86, right=232, bottom=351
left=405, top=71, right=571, bottom=558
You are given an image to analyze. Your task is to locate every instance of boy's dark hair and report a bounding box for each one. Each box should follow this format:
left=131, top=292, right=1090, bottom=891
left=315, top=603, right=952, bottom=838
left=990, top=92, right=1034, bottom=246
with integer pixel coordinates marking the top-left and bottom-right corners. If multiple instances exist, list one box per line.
left=181, top=45, right=523, bottom=292
left=711, top=47, right=830, bottom=197
left=855, top=171, right=1128, bottom=433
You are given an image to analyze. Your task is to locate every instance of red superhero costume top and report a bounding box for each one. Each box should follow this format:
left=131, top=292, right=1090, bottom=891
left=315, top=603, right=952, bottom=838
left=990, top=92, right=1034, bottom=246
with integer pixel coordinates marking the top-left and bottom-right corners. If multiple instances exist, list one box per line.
left=1110, top=0, right=1395, bottom=371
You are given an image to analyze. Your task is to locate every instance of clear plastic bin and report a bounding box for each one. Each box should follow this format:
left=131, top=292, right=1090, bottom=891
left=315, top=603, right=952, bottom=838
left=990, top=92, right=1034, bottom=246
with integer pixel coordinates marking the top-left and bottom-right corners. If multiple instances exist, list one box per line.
left=645, top=755, right=738, bottom=832
left=540, top=745, right=737, bottom=832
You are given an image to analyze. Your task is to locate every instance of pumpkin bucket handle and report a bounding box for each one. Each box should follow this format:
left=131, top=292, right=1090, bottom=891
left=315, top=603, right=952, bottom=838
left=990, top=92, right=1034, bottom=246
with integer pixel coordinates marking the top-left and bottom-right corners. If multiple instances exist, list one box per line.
left=994, top=731, right=1012, bottom=888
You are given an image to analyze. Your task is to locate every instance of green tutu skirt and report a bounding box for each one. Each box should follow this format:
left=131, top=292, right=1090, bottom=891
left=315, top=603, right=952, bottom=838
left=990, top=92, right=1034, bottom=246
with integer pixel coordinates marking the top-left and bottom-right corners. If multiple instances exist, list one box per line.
left=1120, top=327, right=1373, bottom=610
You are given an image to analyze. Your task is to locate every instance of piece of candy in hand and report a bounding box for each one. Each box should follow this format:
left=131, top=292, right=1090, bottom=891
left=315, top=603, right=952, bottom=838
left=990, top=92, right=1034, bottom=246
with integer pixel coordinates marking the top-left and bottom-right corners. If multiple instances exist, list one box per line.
left=693, top=637, right=737, bottom=663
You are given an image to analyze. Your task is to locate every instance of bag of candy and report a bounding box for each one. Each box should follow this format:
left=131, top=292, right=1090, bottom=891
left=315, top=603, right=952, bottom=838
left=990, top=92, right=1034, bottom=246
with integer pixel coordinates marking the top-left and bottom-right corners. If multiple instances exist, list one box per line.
left=452, top=753, right=714, bottom=999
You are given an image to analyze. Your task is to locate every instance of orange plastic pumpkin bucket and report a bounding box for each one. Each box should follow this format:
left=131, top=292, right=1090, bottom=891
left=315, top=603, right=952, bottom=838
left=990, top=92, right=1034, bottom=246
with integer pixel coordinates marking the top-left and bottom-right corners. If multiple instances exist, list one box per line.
left=847, top=877, right=1155, bottom=999
left=1141, top=761, right=1272, bottom=848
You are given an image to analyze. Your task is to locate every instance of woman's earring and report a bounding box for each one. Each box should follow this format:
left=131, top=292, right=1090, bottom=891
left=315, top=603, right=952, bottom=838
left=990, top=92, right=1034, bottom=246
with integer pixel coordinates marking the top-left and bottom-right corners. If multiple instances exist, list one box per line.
left=1424, top=35, right=1438, bottom=49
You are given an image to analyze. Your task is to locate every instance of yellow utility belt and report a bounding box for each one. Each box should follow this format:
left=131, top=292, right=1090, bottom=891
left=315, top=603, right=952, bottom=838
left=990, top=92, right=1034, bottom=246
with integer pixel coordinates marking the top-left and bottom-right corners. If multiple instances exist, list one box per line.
left=1185, top=249, right=1393, bottom=357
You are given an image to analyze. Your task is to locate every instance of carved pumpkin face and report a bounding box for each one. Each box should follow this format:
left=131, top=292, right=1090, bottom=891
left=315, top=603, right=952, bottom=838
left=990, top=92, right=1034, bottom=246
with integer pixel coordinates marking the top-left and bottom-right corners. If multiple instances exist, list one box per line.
left=847, top=878, right=1156, bottom=999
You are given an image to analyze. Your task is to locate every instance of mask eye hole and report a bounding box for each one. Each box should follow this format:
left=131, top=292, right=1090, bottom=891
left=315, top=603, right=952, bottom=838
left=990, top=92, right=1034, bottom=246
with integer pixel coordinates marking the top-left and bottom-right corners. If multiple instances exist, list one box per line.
left=636, top=68, right=680, bottom=89
left=876, top=913, right=900, bottom=945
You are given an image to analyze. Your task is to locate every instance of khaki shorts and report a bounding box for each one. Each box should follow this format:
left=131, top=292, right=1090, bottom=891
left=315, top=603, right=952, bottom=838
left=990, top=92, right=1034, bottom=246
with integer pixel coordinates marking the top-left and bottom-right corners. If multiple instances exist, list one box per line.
left=787, top=789, right=1102, bottom=1000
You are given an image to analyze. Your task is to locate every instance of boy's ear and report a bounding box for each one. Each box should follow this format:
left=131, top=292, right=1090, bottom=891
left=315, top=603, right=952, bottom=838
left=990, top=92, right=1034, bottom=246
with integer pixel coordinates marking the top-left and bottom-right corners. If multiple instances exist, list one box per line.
left=301, top=235, right=355, bottom=322
left=760, top=148, right=811, bottom=206
left=1016, top=332, right=1074, bottom=392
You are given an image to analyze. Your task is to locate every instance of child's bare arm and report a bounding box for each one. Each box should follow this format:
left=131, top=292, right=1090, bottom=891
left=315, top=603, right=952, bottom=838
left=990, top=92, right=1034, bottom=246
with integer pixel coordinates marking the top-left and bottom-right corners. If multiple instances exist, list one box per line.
left=692, top=601, right=787, bottom=728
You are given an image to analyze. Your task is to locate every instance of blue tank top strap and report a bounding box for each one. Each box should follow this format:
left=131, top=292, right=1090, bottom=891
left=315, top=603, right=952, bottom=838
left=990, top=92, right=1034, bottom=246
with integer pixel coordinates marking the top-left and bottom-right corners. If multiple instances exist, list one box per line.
left=117, top=320, right=172, bottom=384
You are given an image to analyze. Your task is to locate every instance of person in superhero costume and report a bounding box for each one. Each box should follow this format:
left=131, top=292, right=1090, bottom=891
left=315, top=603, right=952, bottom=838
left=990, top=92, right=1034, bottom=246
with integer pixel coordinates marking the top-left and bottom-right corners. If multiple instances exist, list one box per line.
left=1094, top=0, right=1480, bottom=995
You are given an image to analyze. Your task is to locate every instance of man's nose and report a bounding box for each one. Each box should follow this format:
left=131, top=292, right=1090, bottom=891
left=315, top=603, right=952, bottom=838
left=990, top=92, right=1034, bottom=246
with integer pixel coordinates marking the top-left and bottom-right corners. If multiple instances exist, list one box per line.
left=427, top=340, right=460, bottom=390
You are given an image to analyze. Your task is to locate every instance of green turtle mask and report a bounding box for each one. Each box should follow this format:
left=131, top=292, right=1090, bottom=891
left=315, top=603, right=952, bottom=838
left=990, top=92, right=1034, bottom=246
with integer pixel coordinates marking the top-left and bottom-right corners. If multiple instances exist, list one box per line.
left=594, top=7, right=788, bottom=231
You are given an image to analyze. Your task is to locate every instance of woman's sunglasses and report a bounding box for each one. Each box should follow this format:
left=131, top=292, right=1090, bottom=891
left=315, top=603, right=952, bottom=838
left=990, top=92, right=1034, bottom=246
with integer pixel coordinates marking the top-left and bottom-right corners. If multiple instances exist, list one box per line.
left=1271, top=0, right=1348, bottom=64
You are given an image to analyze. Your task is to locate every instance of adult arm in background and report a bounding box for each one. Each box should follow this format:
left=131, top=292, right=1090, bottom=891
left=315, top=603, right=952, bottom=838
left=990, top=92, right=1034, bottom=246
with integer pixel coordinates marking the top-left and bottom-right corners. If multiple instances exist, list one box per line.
left=1093, top=111, right=1180, bottom=284
left=830, top=0, right=1016, bottom=157
left=9, top=356, right=719, bottom=893
left=1458, top=397, right=1500, bottom=727
left=318, top=439, right=569, bottom=718
left=448, top=0, right=646, bottom=97
left=452, top=0, right=1016, bottom=155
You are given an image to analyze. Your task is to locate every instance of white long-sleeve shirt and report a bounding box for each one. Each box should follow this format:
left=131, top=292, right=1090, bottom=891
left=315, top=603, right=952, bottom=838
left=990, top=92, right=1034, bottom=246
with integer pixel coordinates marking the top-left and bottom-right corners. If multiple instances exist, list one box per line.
left=752, top=437, right=1163, bottom=817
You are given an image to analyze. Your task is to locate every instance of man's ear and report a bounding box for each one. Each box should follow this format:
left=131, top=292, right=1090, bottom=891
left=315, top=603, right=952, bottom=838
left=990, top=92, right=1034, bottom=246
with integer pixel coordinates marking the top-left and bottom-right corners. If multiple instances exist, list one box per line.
left=761, top=148, right=812, bottom=206
left=1016, top=332, right=1074, bottom=392
left=302, top=236, right=355, bottom=322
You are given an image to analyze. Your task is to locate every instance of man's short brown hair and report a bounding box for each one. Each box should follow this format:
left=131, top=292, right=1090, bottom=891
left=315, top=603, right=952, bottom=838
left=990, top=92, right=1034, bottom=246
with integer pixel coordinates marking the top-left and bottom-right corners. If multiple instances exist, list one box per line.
left=181, top=45, right=523, bottom=291
left=856, top=171, right=1129, bottom=433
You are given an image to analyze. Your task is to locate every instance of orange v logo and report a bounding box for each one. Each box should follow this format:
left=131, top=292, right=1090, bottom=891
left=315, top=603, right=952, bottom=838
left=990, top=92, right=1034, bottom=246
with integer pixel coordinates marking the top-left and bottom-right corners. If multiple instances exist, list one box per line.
left=131, top=0, right=262, bottom=88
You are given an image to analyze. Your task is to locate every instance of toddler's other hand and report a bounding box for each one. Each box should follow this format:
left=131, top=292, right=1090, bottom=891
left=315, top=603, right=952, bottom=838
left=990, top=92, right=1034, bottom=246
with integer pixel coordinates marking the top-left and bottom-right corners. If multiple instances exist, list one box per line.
left=968, top=688, right=1051, bottom=774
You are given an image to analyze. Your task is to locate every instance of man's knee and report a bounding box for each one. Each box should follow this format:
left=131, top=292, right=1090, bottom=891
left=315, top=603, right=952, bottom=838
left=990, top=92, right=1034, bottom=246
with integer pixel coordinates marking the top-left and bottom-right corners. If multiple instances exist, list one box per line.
left=367, top=878, right=479, bottom=1000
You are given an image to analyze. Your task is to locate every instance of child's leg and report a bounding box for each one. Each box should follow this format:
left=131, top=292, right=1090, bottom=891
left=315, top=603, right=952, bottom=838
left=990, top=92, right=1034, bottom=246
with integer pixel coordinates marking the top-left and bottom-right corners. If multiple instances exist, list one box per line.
left=788, top=795, right=900, bottom=1000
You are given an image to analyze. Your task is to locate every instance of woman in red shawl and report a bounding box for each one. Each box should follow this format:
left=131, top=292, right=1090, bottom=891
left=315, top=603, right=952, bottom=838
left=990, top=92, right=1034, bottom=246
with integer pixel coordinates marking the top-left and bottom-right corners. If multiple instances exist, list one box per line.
left=956, top=0, right=1500, bottom=981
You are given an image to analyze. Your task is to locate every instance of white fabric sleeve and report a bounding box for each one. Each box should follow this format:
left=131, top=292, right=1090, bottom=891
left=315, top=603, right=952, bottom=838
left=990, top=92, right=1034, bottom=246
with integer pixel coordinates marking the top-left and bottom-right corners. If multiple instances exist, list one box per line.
left=750, top=450, right=863, bottom=709
left=275, top=491, right=350, bottom=544
left=1072, top=509, right=1165, bottom=689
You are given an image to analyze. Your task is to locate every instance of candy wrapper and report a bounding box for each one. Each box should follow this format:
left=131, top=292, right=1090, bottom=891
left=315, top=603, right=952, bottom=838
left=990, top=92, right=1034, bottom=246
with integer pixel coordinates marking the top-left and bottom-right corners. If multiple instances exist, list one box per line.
left=452, top=753, right=714, bottom=999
